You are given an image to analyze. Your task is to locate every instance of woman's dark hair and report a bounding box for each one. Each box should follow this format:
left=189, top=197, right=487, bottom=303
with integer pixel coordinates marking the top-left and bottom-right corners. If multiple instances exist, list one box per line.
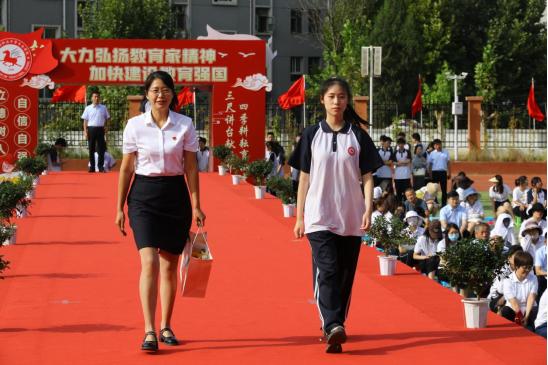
left=531, top=176, right=542, bottom=186
left=444, top=223, right=461, bottom=242
left=414, top=144, right=423, bottom=155
left=412, top=132, right=421, bottom=142
left=493, top=174, right=504, bottom=194
left=319, top=77, right=368, bottom=128
left=513, top=251, right=534, bottom=268
left=383, top=193, right=398, bottom=214
left=515, top=175, right=527, bottom=187
left=507, top=244, right=523, bottom=259
left=143, top=71, right=178, bottom=111
left=54, top=138, right=67, bottom=147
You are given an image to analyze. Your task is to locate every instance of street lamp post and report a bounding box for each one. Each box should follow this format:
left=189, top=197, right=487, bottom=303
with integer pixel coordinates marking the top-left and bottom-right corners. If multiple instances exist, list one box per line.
left=445, top=72, right=467, bottom=160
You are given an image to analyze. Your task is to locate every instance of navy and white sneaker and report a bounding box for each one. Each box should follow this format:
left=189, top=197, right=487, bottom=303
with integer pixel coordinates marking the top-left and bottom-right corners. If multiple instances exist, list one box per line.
left=325, top=325, right=346, bottom=353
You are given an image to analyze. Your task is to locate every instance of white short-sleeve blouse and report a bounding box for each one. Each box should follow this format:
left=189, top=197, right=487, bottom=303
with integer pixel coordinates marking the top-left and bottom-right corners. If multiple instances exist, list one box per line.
left=123, top=110, right=198, bottom=176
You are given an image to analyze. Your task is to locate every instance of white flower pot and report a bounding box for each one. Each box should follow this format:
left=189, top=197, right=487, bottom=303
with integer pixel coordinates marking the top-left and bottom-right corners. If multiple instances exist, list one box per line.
left=231, top=174, right=240, bottom=185
left=218, top=165, right=227, bottom=176
left=462, top=298, right=490, bottom=328
left=25, top=189, right=35, bottom=200
left=41, top=170, right=47, bottom=176
left=378, top=255, right=398, bottom=276
left=254, top=186, right=266, bottom=199
left=282, top=203, right=295, bottom=218
left=16, top=204, right=27, bottom=218
left=3, top=226, right=16, bottom=246
left=32, top=176, right=40, bottom=187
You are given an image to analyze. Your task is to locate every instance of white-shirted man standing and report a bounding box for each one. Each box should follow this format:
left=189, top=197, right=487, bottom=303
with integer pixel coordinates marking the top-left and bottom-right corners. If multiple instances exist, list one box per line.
left=82, top=91, right=110, bottom=172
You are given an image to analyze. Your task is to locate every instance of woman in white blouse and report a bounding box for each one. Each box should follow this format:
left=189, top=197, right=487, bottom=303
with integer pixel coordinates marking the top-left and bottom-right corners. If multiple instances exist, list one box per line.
left=488, top=175, right=512, bottom=214
left=116, top=71, right=205, bottom=352
left=512, top=176, right=529, bottom=222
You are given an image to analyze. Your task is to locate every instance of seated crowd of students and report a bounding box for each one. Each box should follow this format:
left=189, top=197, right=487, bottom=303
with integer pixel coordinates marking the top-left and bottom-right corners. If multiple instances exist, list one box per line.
left=366, top=133, right=546, bottom=338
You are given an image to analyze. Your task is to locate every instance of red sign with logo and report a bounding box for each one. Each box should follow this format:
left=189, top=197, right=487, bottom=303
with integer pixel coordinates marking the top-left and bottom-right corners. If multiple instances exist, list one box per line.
left=0, top=31, right=268, bottom=171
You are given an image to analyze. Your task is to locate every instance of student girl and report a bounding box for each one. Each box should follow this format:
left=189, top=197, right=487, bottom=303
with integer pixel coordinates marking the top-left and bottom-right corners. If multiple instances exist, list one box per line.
left=489, top=175, right=512, bottom=213
left=512, top=176, right=530, bottom=222
left=413, top=220, right=443, bottom=280
left=116, top=71, right=205, bottom=352
left=412, top=144, right=427, bottom=189
left=289, top=77, right=382, bottom=354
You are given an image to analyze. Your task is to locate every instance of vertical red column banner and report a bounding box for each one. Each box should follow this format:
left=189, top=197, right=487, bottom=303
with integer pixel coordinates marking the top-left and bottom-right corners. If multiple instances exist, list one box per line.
left=0, top=81, right=38, bottom=168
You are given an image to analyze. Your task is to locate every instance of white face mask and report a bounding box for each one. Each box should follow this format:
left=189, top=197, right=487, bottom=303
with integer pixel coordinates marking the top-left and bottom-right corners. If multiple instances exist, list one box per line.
left=407, top=217, right=419, bottom=226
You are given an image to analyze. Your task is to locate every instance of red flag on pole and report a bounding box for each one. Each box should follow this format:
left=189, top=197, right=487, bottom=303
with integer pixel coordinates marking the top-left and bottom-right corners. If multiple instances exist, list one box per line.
left=411, top=75, right=422, bottom=118
left=177, top=87, right=194, bottom=109
left=51, top=85, right=86, bottom=103
left=527, top=79, right=545, bottom=122
left=278, top=76, right=305, bottom=110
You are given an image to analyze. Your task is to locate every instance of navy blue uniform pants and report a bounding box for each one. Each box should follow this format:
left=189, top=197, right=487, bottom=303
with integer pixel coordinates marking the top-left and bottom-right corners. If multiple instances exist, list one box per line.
left=307, top=231, right=361, bottom=333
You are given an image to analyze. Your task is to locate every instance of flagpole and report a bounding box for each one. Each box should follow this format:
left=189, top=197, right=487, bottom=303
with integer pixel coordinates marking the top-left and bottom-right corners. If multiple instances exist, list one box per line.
left=303, top=75, right=306, bottom=128
left=192, top=88, right=197, bottom=128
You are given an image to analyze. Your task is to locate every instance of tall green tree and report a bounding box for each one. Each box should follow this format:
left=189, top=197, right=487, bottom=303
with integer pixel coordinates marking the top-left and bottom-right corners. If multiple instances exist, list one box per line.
left=80, top=0, right=176, bottom=40
left=369, top=0, right=423, bottom=111
left=474, top=0, right=547, bottom=102
left=79, top=0, right=178, bottom=112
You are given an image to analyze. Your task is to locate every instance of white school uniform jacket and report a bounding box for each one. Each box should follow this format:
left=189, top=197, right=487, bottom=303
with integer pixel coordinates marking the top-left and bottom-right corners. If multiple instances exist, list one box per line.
left=394, top=148, right=412, bottom=180
left=288, top=120, right=383, bottom=237
left=375, top=147, right=394, bottom=179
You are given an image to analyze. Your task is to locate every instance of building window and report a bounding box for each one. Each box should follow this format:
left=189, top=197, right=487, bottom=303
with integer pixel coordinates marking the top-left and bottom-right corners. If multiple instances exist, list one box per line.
left=290, top=9, right=302, bottom=34
left=172, top=4, right=188, bottom=38
left=0, top=0, right=6, bottom=31
left=256, top=7, right=272, bottom=34
left=32, top=25, right=61, bottom=38
left=308, top=9, right=320, bottom=33
left=76, top=0, right=87, bottom=30
left=308, top=57, right=321, bottom=75
left=212, top=0, right=238, bottom=5
left=290, top=56, right=303, bottom=81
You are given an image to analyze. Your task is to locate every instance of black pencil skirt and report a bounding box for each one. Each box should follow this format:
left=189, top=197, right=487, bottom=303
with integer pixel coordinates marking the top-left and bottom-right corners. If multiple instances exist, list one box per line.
left=127, top=174, right=192, bottom=255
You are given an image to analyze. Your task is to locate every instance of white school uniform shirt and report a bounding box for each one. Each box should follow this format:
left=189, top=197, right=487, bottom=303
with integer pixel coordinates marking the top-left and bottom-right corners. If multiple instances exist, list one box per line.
left=122, top=110, right=198, bottom=176
left=512, top=187, right=529, bottom=208
left=375, top=147, right=394, bottom=179
left=81, top=103, right=110, bottom=127
left=402, top=226, right=424, bottom=251
left=288, top=120, right=383, bottom=237
left=491, top=213, right=516, bottom=247
left=427, top=149, right=449, bottom=171
left=488, top=264, right=512, bottom=300
left=460, top=200, right=484, bottom=223
left=414, top=236, right=438, bottom=256
left=197, top=148, right=210, bottom=172
left=521, top=235, right=545, bottom=258
left=489, top=184, right=512, bottom=202
left=394, top=148, right=412, bottom=180
left=503, top=271, right=538, bottom=314
left=534, top=290, right=547, bottom=329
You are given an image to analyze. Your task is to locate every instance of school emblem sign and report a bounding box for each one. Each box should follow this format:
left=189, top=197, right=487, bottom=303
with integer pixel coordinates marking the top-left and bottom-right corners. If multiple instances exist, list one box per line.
left=0, top=38, right=32, bottom=81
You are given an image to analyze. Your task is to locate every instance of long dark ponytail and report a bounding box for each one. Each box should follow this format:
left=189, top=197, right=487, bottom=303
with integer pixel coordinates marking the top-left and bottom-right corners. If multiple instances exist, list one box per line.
left=319, top=77, right=369, bottom=128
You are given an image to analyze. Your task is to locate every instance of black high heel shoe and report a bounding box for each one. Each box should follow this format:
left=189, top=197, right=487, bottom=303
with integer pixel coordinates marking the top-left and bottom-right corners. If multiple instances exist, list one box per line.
left=159, top=327, right=179, bottom=346
left=141, top=331, right=158, bottom=352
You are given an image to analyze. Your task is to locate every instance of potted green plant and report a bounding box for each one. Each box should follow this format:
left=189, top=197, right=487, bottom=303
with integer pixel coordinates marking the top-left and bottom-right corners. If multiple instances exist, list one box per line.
left=368, top=216, right=414, bottom=276
left=16, top=156, right=48, bottom=185
left=0, top=180, right=29, bottom=245
left=0, top=247, right=9, bottom=276
left=35, top=143, right=54, bottom=176
left=267, top=176, right=296, bottom=217
left=15, top=175, right=33, bottom=216
left=226, top=154, right=248, bottom=185
left=248, top=159, right=273, bottom=199
left=440, top=237, right=506, bottom=328
left=212, top=145, right=232, bottom=176
left=1, top=224, right=17, bottom=246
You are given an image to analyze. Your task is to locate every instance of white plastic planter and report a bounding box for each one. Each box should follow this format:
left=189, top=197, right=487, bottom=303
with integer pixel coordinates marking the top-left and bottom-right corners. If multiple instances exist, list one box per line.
left=231, top=174, right=240, bottom=185
left=254, top=186, right=266, bottom=199
left=282, top=203, right=295, bottom=218
left=378, top=255, right=398, bottom=276
left=32, top=176, right=40, bottom=187
left=218, top=165, right=227, bottom=176
left=2, top=226, right=16, bottom=246
left=25, top=189, right=35, bottom=200
left=41, top=170, right=48, bottom=176
left=16, top=204, right=27, bottom=218
left=462, top=298, right=490, bottom=328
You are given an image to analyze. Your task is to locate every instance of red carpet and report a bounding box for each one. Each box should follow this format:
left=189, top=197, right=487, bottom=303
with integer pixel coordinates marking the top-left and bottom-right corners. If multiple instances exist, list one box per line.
left=0, top=172, right=545, bottom=365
